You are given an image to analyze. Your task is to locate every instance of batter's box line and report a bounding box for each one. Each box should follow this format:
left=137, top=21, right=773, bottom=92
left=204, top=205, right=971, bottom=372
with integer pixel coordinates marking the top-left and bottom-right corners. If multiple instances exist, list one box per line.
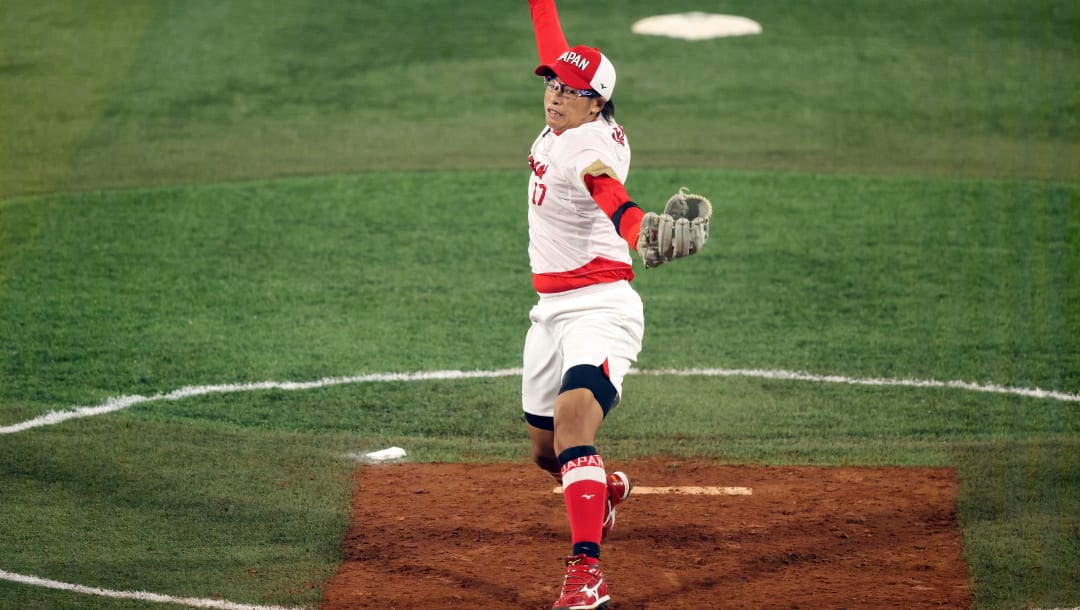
left=553, top=486, right=752, bottom=496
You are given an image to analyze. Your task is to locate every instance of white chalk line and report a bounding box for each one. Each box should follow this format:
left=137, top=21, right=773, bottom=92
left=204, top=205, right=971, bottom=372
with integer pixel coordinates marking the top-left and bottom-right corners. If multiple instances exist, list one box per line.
left=0, top=368, right=520, bottom=435
left=3, top=366, right=1078, bottom=436
left=636, top=367, right=1080, bottom=403
left=0, top=568, right=304, bottom=610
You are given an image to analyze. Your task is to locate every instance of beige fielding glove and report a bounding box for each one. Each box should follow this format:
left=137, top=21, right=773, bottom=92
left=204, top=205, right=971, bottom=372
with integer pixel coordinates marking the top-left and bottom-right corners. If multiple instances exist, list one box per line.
left=636, top=187, right=713, bottom=268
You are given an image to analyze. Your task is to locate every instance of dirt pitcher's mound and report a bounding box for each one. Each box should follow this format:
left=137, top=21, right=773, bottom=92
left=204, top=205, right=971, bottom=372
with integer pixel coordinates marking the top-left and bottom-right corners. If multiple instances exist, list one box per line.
left=322, top=458, right=971, bottom=609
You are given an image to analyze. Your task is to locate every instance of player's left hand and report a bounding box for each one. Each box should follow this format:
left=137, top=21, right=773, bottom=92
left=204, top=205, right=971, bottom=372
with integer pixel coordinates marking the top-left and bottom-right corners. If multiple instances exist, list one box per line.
left=636, top=188, right=713, bottom=268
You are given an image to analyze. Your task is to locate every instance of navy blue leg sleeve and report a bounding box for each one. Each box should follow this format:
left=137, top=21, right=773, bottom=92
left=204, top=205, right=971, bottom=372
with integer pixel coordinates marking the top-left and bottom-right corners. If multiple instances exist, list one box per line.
left=559, top=364, right=618, bottom=415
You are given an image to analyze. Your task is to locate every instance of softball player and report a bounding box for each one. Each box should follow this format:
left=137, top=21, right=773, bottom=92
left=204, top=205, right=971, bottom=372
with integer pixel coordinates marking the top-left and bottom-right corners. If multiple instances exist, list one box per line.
left=523, top=1, right=648, bottom=608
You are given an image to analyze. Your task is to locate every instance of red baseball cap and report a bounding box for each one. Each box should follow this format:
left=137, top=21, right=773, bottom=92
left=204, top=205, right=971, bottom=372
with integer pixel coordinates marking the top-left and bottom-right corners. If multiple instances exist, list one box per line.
left=535, top=45, right=617, bottom=99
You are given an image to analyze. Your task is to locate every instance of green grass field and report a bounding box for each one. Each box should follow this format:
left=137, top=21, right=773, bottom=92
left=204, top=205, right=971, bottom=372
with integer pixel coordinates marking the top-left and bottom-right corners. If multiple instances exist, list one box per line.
left=1, top=1, right=1078, bottom=608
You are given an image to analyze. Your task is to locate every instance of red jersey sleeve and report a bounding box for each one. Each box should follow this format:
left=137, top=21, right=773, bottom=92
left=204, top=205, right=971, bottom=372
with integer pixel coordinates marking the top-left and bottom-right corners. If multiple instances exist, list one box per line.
left=584, top=174, right=645, bottom=249
left=529, top=0, right=569, bottom=64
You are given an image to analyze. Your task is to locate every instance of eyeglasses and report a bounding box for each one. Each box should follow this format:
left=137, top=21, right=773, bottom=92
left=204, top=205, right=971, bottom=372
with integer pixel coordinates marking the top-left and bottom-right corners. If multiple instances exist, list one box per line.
left=544, top=75, right=597, bottom=99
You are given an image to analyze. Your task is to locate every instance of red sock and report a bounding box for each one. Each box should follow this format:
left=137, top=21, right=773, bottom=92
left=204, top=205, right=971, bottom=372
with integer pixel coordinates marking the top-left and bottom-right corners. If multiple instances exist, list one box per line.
left=560, top=450, right=608, bottom=554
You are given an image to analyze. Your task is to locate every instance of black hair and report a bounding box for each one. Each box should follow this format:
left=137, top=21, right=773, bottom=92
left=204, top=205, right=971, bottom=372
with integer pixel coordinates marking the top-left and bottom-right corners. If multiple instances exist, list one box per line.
left=599, top=98, right=615, bottom=122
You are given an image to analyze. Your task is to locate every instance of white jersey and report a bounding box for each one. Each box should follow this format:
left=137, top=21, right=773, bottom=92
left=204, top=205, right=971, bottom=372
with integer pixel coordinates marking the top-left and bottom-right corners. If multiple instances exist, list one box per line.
left=527, top=118, right=633, bottom=294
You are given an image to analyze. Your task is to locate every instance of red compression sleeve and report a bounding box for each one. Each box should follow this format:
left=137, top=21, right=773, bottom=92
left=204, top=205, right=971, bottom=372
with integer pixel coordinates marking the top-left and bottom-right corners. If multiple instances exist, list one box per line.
left=529, top=0, right=569, bottom=63
left=585, top=174, right=645, bottom=248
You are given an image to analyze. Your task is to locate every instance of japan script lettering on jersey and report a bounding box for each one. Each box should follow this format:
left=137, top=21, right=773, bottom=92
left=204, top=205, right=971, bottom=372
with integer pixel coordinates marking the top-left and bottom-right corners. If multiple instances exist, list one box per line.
left=611, top=126, right=626, bottom=147
left=529, top=154, right=549, bottom=179
left=529, top=155, right=549, bottom=206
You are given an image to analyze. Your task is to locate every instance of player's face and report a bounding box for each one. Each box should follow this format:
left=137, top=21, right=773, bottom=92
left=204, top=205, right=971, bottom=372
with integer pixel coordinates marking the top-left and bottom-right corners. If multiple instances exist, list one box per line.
left=543, top=76, right=605, bottom=132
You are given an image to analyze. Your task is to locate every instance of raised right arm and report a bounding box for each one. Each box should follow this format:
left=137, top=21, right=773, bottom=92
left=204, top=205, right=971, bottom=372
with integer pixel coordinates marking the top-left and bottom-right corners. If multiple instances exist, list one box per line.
left=529, top=0, right=569, bottom=64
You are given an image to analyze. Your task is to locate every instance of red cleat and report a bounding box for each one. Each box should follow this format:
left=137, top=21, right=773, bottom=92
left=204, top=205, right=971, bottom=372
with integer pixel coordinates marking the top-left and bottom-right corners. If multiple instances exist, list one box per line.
left=601, top=471, right=631, bottom=540
left=552, top=554, right=610, bottom=610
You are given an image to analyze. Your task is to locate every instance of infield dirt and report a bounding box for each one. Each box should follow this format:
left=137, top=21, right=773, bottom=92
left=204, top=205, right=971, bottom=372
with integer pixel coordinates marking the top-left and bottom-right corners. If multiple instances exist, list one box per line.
left=322, top=458, right=971, bottom=609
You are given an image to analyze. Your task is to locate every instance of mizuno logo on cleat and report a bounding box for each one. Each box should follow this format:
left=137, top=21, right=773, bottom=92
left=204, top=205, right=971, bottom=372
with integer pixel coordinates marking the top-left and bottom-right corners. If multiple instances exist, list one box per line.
left=581, top=579, right=604, bottom=597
